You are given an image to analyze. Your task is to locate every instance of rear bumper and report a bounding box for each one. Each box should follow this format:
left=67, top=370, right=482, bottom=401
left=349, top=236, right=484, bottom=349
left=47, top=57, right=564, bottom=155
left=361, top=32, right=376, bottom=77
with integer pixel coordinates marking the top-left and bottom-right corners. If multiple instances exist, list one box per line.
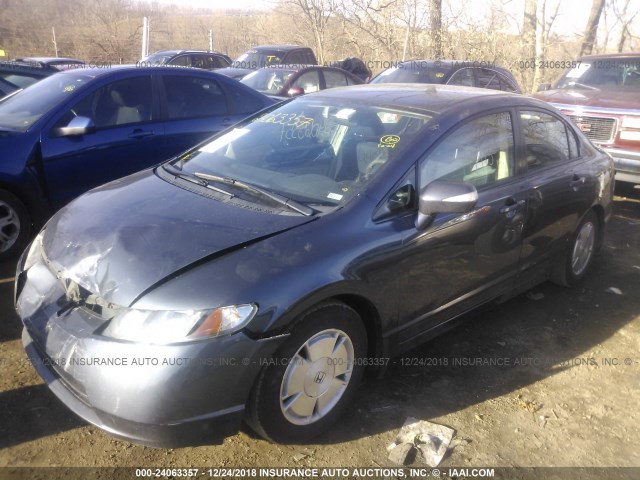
left=604, top=147, right=640, bottom=184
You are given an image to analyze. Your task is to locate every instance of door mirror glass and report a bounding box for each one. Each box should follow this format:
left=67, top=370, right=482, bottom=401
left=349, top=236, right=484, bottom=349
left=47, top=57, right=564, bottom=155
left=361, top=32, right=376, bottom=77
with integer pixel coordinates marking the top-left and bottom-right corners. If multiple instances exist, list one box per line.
left=51, top=116, right=96, bottom=137
left=416, top=179, right=478, bottom=229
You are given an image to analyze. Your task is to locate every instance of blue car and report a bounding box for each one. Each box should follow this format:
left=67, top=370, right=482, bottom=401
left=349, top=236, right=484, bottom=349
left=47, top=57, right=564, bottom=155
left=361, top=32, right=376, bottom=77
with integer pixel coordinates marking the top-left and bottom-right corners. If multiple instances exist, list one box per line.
left=0, top=65, right=275, bottom=258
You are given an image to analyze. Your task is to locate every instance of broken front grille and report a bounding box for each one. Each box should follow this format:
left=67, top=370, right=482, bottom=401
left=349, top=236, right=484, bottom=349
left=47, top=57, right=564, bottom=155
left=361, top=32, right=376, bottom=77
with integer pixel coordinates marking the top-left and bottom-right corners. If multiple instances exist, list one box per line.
left=567, top=114, right=617, bottom=143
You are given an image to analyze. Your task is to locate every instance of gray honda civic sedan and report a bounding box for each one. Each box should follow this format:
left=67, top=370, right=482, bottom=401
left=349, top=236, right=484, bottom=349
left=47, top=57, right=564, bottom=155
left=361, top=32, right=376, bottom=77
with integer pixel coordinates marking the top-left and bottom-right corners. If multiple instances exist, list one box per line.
left=16, top=84, right=614, bottom=447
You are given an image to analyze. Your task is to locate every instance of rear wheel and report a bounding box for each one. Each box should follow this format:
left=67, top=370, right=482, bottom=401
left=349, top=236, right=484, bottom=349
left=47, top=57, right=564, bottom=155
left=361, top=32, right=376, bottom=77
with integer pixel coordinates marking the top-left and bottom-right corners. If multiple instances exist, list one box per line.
left=552, top=211, right=599, bottom=286
left=0, top=190, right=30, bottom=261
left=246, top=301, right=367, bottom=443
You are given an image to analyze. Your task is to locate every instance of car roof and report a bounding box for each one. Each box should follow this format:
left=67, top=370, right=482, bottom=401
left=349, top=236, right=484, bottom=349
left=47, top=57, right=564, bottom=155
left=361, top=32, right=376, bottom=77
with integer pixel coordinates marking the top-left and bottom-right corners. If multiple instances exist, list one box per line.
left=52, top=64, right=232, bottom=79
left=16, top=57, right=85, bottom=65
left=578, top=52, right=640, bottom=60
left=302, top=83, right=542, bottom=115
left=259, top=64, right=361, bottom=73
left=0, top=60, right=54, bottom=73
left=398, top=59, right=513, bottom=73
left=578, top=52, right=640, bottom=62
left=253, top=45, right=308, bottom=52
left=153, top=50, right=227, bottom=56
left=400, top=59, right=465, bottom=67
left=260, top=64, right=315, bottom=72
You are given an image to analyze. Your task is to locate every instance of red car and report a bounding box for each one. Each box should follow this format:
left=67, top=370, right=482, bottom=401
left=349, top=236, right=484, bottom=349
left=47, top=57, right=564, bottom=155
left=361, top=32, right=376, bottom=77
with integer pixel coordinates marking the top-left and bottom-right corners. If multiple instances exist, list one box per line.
left=241, top=65, right=363, bottom=98
left=534, top=53, right=640, bottom=184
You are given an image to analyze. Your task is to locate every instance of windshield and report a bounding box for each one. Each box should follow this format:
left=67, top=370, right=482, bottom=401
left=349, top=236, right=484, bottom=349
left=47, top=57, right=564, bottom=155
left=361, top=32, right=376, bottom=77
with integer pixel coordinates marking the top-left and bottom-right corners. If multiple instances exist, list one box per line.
left=0, top=73, right=40, bottom=89
left=371, top=64, right=453, bottom=84
left=241, top=69, right=296, bottom=94
left=556, top=59, right=640, bottom=90
left=233, top=50, right=283, bottom=69
left=0, top=72, right=92, bottom=131
left=171, top=98, right=432, bottom=208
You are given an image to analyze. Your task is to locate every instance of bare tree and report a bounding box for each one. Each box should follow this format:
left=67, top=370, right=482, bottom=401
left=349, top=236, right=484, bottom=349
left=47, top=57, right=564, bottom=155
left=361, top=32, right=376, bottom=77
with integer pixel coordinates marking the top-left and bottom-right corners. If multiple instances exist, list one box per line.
left=613, top=0, right=638, bottom=52
left=277, top=0, right=337, bottom=63
left=430, top=0, right=442, bottom=59
left=580, top=0, right=606, bottom=55
left=532, top=0, right=561, bottom=88
left=522, top=0, right=537, bottom=92
left=335, top=0, right=403, bottom=62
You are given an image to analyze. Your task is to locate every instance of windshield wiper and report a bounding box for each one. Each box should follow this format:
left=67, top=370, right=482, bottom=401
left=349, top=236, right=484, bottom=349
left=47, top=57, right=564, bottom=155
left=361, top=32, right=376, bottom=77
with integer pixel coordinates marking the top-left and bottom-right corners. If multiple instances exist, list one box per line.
left=163, top=164, right=234, bottom=197
left=194, top=172, right=313, bottom=216
left=567, top=82, right=600, bottom=91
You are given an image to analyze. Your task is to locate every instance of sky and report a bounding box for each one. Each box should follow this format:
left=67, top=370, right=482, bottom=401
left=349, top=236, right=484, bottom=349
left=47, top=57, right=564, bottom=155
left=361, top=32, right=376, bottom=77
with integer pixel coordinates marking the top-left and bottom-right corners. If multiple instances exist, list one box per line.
left=141, top=0, right=638, bottom=41
left=145, top=0, right=275, bottom=11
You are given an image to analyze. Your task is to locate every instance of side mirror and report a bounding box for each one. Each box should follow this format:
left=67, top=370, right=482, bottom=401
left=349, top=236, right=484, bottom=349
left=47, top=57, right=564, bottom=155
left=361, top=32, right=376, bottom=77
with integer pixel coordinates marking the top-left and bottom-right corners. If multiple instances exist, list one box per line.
left=537, top=83, right=551, bottom=92
left=51, top=116, right=96, bottom=137
left=287, top=87, right=305, bottom=97
left=416, top=179, right=478, bottom=230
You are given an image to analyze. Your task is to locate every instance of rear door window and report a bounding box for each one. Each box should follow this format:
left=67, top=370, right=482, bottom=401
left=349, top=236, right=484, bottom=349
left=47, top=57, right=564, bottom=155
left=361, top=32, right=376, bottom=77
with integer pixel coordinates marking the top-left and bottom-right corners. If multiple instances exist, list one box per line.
left=475, top=68, right=503, bottom=90
left=163, top=75, right=228, bottom=119
left=285, top=51, right=305, bottom=65
left=448, top=68, right=474, bottom=87
left=324, top=70, right=348, bottom=89
left=169, top=55, right=191, bottom=67
left=293, top=71, right=321, bottom=93
left=520, top=111, right=571, bottom=169
left=497, top=73, right=519, bottom=93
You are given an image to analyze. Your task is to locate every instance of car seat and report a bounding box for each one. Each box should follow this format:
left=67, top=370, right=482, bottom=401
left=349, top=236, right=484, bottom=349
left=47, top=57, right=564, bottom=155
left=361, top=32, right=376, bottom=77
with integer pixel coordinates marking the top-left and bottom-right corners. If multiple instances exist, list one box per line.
left=331, top=112, right=384, bottom=181
left=110, top=88, right=142, bottom=125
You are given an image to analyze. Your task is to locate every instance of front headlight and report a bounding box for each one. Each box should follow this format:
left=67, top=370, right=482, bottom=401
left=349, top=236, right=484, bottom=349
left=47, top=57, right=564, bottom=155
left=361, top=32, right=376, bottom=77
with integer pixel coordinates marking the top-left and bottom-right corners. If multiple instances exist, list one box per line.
left=620, top=116, right=640, bottom=141
left=621, top=116, right=640, bottom=130
left=101, top=304, right=257, bottom=345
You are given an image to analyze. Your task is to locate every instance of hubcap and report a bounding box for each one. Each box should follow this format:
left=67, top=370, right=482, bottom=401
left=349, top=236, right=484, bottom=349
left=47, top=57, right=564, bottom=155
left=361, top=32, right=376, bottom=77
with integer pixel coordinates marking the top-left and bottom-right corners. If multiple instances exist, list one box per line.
left=280, top=329, right=354, bottom=425
left=571, top=221, right=595, bottom=276
left=0, top=201, right=20, bottom=254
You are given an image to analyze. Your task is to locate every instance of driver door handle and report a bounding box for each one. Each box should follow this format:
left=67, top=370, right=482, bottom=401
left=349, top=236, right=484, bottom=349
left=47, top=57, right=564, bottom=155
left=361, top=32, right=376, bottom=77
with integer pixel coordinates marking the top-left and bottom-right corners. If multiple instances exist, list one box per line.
left=128, top=129, right=154, bottom=139
left=570, top=175, right=586, bottom=188
left=500, top=199, right=526, bottom=214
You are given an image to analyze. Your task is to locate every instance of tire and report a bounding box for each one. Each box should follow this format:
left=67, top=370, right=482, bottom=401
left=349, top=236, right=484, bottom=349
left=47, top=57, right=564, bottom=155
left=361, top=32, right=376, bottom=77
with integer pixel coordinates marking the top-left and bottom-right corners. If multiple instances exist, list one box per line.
left=552, top=210, right=599, bottom=286
left=0, top=190, right=31, bottom=261
left=245, top=301, right=367, bottom=443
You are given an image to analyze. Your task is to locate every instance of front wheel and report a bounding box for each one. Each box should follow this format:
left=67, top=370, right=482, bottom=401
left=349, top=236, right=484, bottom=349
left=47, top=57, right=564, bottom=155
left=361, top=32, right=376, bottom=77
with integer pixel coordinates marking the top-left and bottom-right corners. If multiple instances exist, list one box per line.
left=0, top=190, right=31, bottom=261
left=553, top=210, right=599, bottom=286
left=245, top=301, right=367, bottom=443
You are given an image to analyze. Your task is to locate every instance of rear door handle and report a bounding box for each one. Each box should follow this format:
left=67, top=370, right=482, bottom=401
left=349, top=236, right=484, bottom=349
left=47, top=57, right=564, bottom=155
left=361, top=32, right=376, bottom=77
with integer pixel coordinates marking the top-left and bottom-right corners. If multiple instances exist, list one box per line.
left=570, top=175, right=586, bottom=188
left=500, top=199, right=526, bottom=214
left=128, top=129, right=154, bottom=139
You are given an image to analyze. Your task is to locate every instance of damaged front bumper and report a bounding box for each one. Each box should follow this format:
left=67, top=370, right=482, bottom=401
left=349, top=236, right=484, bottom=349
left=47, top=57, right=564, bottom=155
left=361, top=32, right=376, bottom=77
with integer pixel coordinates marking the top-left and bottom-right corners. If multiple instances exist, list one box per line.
left=15, top=242, right=288, bottom=448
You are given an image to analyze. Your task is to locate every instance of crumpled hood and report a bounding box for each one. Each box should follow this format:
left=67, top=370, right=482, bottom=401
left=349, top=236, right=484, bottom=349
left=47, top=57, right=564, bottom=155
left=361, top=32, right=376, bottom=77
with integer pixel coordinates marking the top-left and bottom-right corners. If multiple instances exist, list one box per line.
left=533, top=88, right=640, bottom=110
left=42, top=170, right=312, bottom=307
